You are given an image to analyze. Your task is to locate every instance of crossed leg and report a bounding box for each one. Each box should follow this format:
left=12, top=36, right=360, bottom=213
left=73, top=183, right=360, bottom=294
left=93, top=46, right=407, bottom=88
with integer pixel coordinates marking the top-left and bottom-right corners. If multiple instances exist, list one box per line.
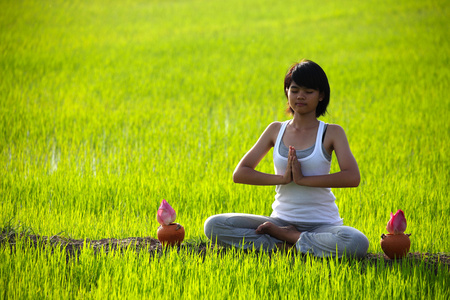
left=256, top=222, right=302, bottom=251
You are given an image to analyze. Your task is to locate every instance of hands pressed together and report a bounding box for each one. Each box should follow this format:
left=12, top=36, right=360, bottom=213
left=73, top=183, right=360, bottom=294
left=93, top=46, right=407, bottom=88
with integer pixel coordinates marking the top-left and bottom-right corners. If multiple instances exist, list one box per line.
left=283, top=146, right=304, bottom=185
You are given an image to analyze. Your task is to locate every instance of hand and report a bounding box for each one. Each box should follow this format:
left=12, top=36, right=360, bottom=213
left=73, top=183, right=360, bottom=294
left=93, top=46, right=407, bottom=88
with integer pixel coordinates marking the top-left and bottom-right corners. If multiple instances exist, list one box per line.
left=289, top=146, right=304, bottom=185
left=282, top=149, right=293, bottom=184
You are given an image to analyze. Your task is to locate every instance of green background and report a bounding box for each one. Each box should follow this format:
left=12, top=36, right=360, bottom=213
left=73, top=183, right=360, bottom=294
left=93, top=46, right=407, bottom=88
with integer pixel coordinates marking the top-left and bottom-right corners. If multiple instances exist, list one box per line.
left=1, top=0, right=449, bottom=297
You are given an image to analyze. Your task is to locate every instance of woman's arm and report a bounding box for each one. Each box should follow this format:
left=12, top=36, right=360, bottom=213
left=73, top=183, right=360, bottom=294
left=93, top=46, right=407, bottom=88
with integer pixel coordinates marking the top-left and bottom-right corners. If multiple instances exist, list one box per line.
left=291, top=125, right=360, bottom=188
left=233, top=122, right=292, bottom=186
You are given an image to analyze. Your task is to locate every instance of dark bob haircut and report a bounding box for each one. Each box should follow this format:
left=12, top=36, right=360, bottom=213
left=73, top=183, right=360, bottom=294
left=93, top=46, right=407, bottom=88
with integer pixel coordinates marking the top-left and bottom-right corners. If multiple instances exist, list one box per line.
left=284, top=59, right=330, bottom=117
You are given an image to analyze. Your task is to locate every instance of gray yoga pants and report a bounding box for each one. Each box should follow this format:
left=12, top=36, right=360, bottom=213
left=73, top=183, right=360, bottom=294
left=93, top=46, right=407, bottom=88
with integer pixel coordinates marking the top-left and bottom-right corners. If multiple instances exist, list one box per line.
left=204, top=213, right=369, bottom=258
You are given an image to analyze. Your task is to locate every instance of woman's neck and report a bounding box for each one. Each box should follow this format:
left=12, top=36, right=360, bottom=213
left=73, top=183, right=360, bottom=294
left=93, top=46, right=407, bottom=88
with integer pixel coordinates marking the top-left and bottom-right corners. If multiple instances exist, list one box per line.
left=290, top=114, right=319, bottom=130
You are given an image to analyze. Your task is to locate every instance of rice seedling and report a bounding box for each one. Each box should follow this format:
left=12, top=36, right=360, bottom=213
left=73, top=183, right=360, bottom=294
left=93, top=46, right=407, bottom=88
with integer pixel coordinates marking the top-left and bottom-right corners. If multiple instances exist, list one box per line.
left=1, top=0, right=448, bottom=298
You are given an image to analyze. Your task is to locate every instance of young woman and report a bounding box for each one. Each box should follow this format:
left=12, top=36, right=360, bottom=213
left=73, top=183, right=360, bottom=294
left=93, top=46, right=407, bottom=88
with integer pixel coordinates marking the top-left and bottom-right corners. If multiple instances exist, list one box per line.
left=204, top=60, right=369, bottom=258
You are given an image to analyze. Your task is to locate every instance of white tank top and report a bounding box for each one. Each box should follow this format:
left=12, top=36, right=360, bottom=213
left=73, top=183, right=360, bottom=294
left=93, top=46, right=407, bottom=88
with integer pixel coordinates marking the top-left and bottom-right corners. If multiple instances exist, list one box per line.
left=270, top=120, right=343, bottom=224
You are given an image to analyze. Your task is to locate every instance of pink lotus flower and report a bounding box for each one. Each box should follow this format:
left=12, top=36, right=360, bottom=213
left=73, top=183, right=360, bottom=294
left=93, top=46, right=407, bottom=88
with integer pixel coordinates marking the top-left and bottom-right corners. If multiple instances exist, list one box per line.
left=386, top=209, right=407, bottom=235
left=157, top=199, right=177, bottom=226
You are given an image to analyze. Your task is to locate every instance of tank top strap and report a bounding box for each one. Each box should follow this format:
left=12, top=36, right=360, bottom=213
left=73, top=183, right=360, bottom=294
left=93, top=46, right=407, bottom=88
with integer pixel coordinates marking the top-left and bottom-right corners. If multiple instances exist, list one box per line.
left=314, top=121, right=325, bottom=151
left=274, top=121, right=290, bottom=151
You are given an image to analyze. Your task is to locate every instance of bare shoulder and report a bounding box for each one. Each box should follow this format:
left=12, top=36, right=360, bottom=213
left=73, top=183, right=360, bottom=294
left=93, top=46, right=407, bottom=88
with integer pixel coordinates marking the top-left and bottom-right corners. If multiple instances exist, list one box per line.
left=326, top=124, right=347, bottom=138
left=260, top=121, right=283, bottom=146
left=323, top=123, right=349, bottom=153
left=265, top=121, right=282, bottom=133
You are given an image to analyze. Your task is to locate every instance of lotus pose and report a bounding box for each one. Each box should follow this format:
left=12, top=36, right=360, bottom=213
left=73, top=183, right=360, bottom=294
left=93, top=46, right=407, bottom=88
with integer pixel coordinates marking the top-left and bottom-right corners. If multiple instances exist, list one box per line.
left=204, top=60, right=369, bottom=258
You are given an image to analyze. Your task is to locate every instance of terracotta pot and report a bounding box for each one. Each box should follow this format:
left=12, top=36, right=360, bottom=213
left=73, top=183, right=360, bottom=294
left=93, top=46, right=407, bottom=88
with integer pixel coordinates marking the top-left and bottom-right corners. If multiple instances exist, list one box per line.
left=380, top=233, right=411, bottom=259
left=157, top=223, right=185, bottom=246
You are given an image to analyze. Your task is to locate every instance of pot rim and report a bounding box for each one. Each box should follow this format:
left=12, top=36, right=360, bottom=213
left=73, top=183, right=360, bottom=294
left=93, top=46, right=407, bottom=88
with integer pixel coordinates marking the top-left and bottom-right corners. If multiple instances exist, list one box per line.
left=381, top=233, right=411, bottom=238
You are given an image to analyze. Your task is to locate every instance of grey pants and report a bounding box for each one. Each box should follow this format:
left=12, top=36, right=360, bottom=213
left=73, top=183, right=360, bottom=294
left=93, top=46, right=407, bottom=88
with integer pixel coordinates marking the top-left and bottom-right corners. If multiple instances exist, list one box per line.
left=204, top=213, right=369, bottom=258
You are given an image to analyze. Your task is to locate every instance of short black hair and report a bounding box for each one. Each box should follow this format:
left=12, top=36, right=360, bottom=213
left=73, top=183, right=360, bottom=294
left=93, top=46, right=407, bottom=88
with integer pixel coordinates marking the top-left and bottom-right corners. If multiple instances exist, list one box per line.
left=284, top=59, right=330, bottom=117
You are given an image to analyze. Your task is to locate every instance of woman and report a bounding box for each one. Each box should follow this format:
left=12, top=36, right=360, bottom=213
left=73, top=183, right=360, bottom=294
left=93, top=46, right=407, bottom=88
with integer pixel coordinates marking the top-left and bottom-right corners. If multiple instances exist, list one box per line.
left=204, top=60, right=369, bottom=258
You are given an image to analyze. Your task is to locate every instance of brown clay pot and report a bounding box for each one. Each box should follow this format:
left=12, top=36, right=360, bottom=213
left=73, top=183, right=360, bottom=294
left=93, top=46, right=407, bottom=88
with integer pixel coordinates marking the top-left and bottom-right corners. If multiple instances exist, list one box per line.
left=380, top=233, right=411, bottom=259
left=157, top=223, right=185, bottom=246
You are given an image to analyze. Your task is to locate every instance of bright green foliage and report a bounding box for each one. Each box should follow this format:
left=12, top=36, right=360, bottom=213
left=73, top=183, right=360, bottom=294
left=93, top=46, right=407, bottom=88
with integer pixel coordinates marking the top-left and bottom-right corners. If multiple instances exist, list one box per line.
left=1, top=241, right=449, bottom=299
left=1, top=0, right=449, bottom=298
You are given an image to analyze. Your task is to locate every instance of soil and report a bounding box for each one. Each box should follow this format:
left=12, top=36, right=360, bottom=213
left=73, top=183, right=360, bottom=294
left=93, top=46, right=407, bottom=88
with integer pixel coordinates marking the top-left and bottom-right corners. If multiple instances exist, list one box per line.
left=2, top=232, right=449, bottom=271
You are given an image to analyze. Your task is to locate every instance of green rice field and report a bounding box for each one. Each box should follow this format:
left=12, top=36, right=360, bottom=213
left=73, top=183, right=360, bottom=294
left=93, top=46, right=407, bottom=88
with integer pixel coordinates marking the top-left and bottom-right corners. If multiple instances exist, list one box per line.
left=1, top=0, right=449, bottom=298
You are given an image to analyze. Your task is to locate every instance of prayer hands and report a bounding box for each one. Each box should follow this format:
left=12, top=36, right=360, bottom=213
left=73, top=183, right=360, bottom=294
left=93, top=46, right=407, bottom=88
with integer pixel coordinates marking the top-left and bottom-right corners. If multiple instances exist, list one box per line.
left=289, top=146, right=304, bottom=185
left=283, top=150, right=293, bottom=184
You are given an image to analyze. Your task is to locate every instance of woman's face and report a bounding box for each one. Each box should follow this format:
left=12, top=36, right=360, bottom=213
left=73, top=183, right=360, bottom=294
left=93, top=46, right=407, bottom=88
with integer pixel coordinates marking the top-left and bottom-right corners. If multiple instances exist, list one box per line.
left=286, top=82, right=323, bottom=116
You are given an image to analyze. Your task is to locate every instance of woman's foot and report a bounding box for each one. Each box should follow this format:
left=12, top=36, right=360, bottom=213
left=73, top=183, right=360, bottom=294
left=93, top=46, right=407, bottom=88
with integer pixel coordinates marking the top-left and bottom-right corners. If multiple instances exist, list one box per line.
left=255, top=222, right=302, bottom=245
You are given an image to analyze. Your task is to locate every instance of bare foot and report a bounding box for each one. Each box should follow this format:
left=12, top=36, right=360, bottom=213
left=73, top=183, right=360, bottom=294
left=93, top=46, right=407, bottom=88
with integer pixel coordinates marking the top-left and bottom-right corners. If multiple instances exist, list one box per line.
left=255, top=222, right=302, bottom=245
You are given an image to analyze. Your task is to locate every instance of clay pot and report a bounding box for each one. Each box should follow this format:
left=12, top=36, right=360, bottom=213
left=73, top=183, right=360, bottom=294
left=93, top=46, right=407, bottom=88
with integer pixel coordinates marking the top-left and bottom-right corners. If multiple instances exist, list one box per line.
left=157, top=223, right=185, bottom=246
left=380, top=233, right=411, bottom=259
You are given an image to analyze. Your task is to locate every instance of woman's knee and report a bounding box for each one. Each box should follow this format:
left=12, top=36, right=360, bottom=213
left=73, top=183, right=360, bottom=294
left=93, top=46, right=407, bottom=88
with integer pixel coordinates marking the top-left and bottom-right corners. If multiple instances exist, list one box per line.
left=204, top=214, right=226, bottom=238
left=345, top=228, right=369, bottom=258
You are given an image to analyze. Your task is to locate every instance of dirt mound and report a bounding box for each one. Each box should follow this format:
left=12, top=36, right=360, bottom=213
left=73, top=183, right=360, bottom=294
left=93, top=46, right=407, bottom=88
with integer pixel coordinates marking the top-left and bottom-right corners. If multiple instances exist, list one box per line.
left=2, top=233, right=162, bottom=255
left=2, top=232, right=449, bottom=269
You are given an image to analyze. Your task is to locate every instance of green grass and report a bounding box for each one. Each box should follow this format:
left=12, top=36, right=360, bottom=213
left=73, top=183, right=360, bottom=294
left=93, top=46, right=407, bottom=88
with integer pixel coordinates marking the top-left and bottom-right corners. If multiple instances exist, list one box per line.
left=1, top=240, right=449, bottom=299
left=1, top=0, right=449, bottom=298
